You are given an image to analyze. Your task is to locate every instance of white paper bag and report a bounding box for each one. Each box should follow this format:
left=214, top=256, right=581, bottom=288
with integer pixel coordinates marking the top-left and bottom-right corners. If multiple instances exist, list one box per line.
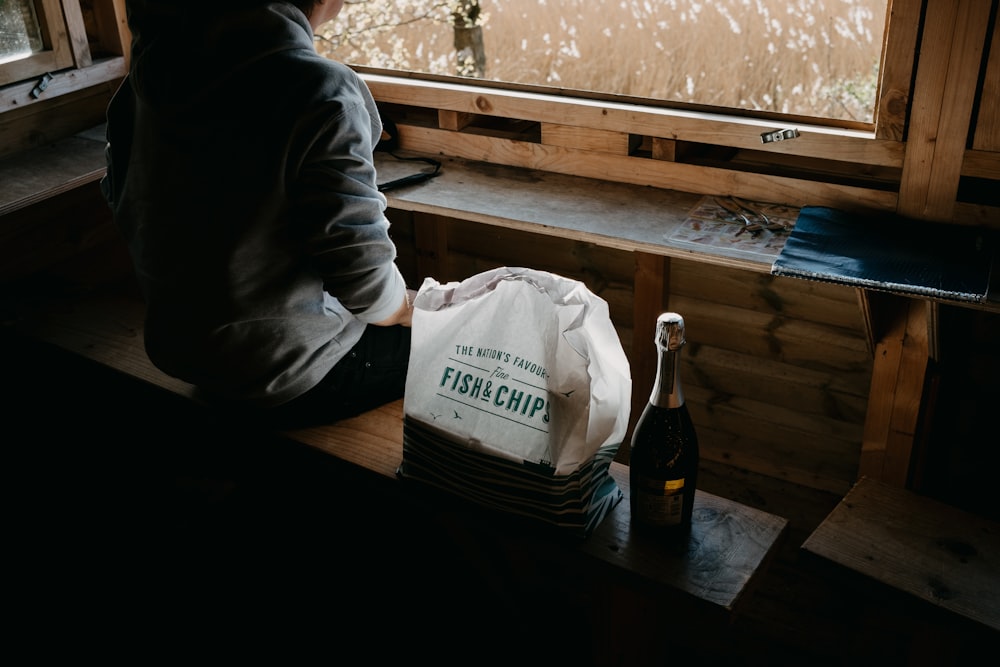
left=399, top=267, right=631, bottom=536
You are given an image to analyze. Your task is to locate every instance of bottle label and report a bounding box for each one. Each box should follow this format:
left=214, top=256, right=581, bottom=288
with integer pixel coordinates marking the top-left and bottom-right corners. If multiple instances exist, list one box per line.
left=635, top=477, right=685, bottom=526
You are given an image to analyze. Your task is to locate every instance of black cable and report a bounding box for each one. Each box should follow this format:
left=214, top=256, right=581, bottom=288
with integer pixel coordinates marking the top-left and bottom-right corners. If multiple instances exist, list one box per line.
left=375, top=117, right=442, bottom=192
left=377, top=152, right=442, bottom=192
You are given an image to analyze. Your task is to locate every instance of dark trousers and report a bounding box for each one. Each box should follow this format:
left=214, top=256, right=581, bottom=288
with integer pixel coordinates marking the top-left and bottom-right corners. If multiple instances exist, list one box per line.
left=260, top=323, right=411, bottom=428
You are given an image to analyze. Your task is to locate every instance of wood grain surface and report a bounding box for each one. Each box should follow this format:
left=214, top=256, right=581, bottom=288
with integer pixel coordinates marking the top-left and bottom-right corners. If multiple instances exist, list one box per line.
left=802, top=475, right=1000, bottom=632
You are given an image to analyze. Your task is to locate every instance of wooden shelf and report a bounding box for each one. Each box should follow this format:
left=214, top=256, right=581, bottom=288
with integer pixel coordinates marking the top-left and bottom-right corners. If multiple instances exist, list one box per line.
left=376, top=151, right=778, bottom=275
left=0, top=126, right=106, bottom=217
left=377, top=151, right=1000, bottom=312
left=803, top=476, right=1000, bottom=633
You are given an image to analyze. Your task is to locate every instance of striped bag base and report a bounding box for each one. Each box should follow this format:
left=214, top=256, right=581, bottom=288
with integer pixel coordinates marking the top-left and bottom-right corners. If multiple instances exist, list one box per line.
left=398, top=416, right=624, bottom=539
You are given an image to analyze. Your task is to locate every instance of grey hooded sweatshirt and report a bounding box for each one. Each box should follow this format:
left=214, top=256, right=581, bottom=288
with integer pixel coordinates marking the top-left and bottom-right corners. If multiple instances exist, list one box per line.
left=103, top=2, right=408, bottom=408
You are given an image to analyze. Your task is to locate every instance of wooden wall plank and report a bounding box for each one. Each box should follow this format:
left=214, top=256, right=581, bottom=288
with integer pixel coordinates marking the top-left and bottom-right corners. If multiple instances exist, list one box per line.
left=694, top=424, right=859, bottom=495
left=962, top=148, right=1000, bottom=179
left=674, top=262, right=863, bottom=331
left=685, top=345, right=870, bottom=422
left=411, top=212, right=450, bottom=285
left=668, top=294, right=872, bottom=372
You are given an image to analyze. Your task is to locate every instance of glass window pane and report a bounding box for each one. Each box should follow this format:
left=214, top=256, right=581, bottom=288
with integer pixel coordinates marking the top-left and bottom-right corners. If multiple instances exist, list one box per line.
left=0, top=0, right=43, bottom=65
left=318, top=0, right=888, bottom=124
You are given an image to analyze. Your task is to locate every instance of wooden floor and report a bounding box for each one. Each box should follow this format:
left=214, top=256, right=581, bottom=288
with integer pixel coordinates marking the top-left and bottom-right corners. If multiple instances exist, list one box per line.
left=5, top=333, right=995, bottom=665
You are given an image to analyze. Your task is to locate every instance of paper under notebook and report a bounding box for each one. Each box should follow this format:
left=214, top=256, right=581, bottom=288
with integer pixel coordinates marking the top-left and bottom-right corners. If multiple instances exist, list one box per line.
left=770, top=206, right=994, bottom=303
left=667, top=196, right=799, bottom=264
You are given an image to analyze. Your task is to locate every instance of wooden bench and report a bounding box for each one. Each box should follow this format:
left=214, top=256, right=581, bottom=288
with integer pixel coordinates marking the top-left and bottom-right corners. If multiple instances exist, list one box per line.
left=802, top=476, right=1000, bottom=634
left=6, top=285, right=789, bottom=663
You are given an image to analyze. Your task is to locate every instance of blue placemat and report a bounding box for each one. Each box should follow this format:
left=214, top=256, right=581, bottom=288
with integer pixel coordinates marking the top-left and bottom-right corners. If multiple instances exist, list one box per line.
left=771, top=206, right=994, bottom=303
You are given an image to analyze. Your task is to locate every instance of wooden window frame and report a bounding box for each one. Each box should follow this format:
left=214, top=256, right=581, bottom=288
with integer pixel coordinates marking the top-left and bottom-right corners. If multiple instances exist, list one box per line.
left=361, top=0, right=998, bottom=227
left=0, top=0, right=127, bottom=97
left=0, top=0, right=76, bottom=86
left=358, top=0, right=918, bottom=138
left=357, top=0, right=921, bottom=199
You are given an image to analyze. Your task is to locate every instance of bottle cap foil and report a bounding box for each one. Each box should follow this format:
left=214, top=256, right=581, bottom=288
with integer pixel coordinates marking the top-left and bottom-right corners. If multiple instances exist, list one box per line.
left=655, top=312, right=686, bottom=350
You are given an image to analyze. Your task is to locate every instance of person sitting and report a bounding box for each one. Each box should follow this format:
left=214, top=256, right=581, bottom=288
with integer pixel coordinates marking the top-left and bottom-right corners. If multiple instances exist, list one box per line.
left=102, top=0, right=415, bottom=427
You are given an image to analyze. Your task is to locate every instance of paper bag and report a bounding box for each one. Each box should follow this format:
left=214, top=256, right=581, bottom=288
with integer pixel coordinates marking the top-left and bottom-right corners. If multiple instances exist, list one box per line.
left=398, top=267, right=631, bottom=536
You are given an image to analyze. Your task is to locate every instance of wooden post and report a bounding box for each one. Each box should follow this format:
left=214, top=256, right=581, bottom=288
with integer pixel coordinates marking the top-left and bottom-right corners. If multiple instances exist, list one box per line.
left=859, top=295, right=929, bottom=487
left=626, top=251, right=670, bottom=461
left=897, top=0, right=991, bottom=221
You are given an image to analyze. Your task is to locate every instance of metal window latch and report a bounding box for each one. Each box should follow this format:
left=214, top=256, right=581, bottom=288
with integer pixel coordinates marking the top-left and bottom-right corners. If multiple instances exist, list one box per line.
left=760, top=128, right=800, bottom=144
left=30, top=73, right=54, bottom=99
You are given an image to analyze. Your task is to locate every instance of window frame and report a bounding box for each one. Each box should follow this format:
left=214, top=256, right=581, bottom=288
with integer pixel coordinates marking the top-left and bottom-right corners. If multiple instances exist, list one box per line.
left=1, top=0, right=78, bottom=87
left=0, top=0, right=127, bottom=90
left=354, top=0, right=920, bottom=169
left=353, top=1, right=917, bottom=206
left=357, top=0, right=998, bottom=226
left=343, top=0, right=916, bottom=144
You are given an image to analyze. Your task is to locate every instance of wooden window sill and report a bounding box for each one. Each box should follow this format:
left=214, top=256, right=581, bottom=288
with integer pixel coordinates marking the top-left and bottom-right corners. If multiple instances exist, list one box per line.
left=376, top=151, right=779, bottom=275
left=2, top=124, right=995, bottom=313
left=0, top=126, right=106, bottom=218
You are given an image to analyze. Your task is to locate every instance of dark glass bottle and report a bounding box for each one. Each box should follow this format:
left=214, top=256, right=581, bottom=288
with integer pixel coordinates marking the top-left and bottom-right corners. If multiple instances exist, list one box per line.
left=629, top=312, right=699, bottom=536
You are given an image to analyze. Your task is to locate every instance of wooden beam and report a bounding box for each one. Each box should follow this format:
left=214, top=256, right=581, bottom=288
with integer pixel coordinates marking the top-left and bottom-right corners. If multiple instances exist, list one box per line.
left=627, top=251, right=670, bottom=458
left=874, top=0, right=923, bottom=141
left=93, top=0, right=132, bottom=64
left=855, top=288, right=877, bottom=356
left=541, top=123, right=636, bottom=155
left=397, top=124, right=900, bottom=214
left=859, top=296, right=929, bottom=486
left=972, top=6, right=1000, bottom=152
left=62, top=0, right=93, bottom=68
left=437, top=109, right=476, bottom=132
left=365, top=74, right=902, bottom=167
left=898, top=0, right=992, bottom=221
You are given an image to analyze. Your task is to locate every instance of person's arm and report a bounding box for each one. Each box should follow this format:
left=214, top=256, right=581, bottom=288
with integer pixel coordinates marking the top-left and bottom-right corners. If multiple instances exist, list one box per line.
left=372, top=288, right=417, bottom=327
left=292, top=79, right=409, bottom=326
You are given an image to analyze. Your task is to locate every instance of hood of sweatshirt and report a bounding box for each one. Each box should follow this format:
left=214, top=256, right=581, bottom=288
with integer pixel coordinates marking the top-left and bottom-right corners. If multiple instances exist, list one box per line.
left=129, top=2, right=315, bottom=117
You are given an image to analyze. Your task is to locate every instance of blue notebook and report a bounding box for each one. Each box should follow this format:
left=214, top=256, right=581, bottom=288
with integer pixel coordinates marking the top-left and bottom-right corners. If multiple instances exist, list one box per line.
left=771, top=206, right=995, bottom=303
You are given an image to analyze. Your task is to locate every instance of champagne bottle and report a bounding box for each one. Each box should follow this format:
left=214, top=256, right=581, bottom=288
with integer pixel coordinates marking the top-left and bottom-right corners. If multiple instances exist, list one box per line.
left=629, top=312, right=699, bottom=535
